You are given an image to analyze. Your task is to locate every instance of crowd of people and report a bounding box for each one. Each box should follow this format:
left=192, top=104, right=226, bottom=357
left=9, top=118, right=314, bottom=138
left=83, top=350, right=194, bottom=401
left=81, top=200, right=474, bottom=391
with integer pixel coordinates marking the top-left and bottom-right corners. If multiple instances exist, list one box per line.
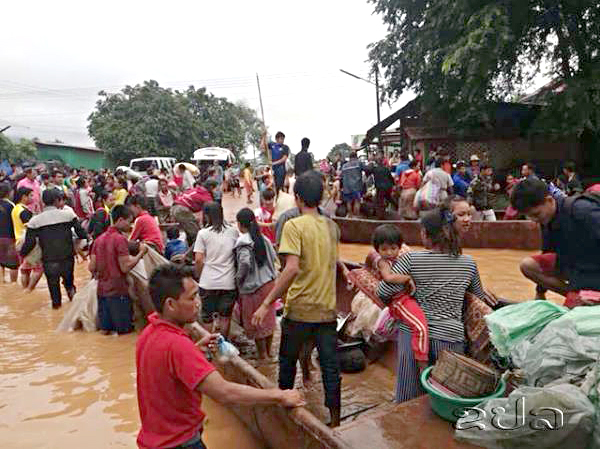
left=315, top=146, right=585, bottom=222
left=1, top=131, right=599, bottom=449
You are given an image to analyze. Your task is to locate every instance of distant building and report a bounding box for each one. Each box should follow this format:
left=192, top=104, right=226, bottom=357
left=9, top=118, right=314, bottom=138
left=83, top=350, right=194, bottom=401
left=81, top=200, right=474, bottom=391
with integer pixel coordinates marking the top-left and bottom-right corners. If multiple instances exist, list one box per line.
left=363, top=97, right=582, bottom=179
left=34, top=141, right=106, bottom=170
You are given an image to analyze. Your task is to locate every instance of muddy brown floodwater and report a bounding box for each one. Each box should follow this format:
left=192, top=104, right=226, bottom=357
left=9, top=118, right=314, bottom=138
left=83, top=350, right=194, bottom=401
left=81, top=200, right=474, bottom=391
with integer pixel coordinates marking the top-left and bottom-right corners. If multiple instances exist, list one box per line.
left=0, top=262, right=265, bottom=449
left=339, top=244, right=563, bottom=304
left=0, top=191, right=560, bottom=449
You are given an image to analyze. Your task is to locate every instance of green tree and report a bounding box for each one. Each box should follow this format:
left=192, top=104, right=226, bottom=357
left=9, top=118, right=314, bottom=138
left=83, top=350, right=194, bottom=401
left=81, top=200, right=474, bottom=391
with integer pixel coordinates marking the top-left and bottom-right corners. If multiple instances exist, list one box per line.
left=368, top=0, right=600, bottom=136
left=327, top=142, right=352, bottom=161
left=88, top=80, right=262, bottom=166
left=0, top=135, right=37, bottom=161
left=183, top=87, right=262, bottom=156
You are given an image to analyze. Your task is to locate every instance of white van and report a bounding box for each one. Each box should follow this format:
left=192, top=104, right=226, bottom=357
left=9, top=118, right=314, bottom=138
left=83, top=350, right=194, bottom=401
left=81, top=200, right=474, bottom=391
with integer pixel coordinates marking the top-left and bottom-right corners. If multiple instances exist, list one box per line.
left=191, top=147, right=235, bottom=174
left=128, top=157, right=176, bottom=176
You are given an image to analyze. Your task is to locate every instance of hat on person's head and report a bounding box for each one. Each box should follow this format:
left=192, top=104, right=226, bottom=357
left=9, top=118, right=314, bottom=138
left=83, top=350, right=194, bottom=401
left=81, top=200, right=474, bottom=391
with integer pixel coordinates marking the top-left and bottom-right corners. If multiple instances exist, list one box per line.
left=455, top=160, right=466, bottom=168
left=470, top=154, right=480, bottom=162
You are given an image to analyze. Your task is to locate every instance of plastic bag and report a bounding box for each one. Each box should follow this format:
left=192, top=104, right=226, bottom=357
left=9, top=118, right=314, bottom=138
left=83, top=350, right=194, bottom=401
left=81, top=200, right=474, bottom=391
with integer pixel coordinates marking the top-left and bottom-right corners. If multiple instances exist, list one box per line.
left=15, top=236, right=42, bottom=265
left=345, top=291, right=382, bottom=341
left=57, top=247, right=170, bottom=333
left=580, top=362, right=600, bottom=449
left=413, top=180, right=440, bottom=210
left=485, top=301, right=567, bottom=357
left=455, top=384, right=595, bottom=449
left=372, top=307, right=398, bottom=341
left=553, top=306, right=600, bottom=336
left=214, top=336, right=239, bottom=363
left=511, top=318, right=600, bottom=387
left=56, top=279, right=98, bottom=332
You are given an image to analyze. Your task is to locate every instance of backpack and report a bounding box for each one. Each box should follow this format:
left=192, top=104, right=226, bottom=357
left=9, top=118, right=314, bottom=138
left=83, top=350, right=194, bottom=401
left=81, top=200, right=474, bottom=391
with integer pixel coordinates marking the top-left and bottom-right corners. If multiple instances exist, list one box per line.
left=564, top=192, right=600, bottom=218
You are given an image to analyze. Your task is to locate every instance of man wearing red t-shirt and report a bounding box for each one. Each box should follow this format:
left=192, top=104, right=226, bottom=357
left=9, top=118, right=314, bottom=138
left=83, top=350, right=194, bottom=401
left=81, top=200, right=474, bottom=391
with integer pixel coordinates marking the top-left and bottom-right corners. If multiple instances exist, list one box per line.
left=89, top=205, right=148, bottom=335
left=137, top=264, right=304, bottom=449
left=128, top=195, right=165, bottom=253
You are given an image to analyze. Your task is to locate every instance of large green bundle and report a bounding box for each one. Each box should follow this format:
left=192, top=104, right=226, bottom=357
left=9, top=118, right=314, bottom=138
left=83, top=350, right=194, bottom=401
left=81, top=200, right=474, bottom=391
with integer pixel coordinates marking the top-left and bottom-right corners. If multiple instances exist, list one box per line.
left=485, top=301, right=568, bottom=357
left=552, top=306, right=600, bottom=336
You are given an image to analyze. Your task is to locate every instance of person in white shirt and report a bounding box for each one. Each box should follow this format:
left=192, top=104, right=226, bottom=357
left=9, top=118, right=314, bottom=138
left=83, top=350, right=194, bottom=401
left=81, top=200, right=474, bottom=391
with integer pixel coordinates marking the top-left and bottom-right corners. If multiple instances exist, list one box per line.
left=176, top=164, right=196, bottom=191
left=418, top=160, right=454, bottom=215
left=144, top=169, right=160, bottom=216
left=194, top=202, right=239, bottom=338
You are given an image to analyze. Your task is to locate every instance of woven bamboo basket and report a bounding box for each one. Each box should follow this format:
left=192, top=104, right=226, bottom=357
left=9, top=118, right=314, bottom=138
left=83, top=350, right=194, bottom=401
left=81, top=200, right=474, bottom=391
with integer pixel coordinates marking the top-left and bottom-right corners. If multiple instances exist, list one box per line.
left=430, top=350, right=499, bottom=398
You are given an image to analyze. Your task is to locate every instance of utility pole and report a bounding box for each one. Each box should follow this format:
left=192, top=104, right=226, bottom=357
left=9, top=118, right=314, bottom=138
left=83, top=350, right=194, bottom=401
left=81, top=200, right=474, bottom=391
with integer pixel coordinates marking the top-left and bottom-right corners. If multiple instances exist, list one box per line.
left=256, top=73, right=271, bottom=164
left=375, top=68, right=381, bottom=125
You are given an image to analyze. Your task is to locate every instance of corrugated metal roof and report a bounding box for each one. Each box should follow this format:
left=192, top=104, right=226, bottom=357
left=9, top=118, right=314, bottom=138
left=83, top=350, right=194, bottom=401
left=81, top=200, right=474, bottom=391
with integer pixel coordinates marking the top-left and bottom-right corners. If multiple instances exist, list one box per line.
left=34, top=141, right=104, bottom=153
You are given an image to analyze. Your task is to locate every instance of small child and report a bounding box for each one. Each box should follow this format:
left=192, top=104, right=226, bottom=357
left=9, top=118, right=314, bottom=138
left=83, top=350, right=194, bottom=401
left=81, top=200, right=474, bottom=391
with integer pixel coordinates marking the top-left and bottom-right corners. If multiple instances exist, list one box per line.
left=164, top=227, right=189, bottom=262
left=370, top=224, right=429, bottom=370
left=207, top=169, right=223, bottom=205
left=254, top=188, right=276, bottom=244
left=88, top=191, right=111, bottom=243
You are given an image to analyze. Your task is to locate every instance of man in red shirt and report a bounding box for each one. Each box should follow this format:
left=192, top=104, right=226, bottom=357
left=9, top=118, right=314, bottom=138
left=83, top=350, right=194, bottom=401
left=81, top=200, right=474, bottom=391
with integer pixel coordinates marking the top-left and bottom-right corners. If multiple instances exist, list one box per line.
left=137, top=264, right=304, bottom=449
left=128, top=195, right=165, bottom=254
left=171, top=180, right=216, bottom=246
left=89, top=205, right=148, bottom=335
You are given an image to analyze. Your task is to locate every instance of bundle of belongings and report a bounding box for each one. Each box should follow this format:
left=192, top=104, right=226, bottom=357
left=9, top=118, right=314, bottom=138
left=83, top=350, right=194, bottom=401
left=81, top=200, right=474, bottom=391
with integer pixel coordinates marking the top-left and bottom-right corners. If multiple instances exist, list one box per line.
left=455, top=301, right=600, bottom=449
left=57, top=247, right=166, bottom=332
left=344, top=250, right=499, bottom=364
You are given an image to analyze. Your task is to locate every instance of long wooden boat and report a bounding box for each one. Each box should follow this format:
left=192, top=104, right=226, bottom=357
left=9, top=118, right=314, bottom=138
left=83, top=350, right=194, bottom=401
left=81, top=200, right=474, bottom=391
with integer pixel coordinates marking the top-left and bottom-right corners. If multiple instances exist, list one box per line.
left=187, top=264, right=479, bottom=449
left=333, top=216, right=541, bottom=250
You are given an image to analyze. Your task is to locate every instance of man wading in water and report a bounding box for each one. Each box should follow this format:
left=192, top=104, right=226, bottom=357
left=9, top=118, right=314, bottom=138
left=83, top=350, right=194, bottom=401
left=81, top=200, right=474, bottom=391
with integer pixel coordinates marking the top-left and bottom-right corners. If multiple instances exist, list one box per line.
left=511, top=178, right=600, bottom=305
left=136, top=264, right=304, bottom=449
left=252, top=171, right=343, bottom=427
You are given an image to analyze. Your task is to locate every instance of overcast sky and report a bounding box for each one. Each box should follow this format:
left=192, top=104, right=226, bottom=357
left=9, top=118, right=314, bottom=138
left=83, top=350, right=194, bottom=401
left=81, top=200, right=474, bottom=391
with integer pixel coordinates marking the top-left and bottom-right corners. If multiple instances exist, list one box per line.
left=0, top=0, right=415, bottom=160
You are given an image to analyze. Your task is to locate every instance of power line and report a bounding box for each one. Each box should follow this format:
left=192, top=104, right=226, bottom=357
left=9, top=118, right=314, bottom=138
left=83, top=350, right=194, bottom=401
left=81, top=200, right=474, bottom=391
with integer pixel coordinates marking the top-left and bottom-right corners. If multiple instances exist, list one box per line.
left=0, top=70, right=367, bottom=102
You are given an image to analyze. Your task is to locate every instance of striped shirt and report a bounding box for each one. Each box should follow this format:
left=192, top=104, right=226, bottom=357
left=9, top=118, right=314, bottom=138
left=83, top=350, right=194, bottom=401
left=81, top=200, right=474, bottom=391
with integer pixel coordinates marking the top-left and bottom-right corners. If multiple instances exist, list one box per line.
left=377, top=251, right=484, bottom=342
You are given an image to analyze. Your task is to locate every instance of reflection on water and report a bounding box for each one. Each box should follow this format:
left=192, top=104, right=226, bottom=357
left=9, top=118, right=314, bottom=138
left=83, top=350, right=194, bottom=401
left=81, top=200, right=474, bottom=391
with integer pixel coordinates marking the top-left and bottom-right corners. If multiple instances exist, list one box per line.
left=0, top=230, right=560, bottom=448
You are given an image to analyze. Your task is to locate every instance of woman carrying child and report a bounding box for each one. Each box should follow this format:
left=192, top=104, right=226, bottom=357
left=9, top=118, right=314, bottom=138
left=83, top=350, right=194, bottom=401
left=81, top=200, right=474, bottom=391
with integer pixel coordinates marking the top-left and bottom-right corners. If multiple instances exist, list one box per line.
left=367, top=225, right=429, bottom=373
left=377, top=205, right=486, bottom=403
left=235, top=208, right=278, bottom=360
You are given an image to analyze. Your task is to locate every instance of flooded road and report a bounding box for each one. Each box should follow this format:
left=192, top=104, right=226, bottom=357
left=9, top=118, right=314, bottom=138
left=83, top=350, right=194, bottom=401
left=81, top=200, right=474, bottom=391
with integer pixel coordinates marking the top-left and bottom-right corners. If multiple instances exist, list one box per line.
left=0, top=264, right=264, bottom=449
left=0, top=191, right=558, bottom=448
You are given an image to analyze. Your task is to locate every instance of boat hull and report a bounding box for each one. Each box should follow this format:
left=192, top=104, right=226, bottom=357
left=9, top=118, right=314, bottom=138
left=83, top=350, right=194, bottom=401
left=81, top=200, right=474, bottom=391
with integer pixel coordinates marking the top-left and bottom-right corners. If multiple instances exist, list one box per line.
left=333, top=217, right=541, bottom=250
left=187, top=266, right=479, bottom=449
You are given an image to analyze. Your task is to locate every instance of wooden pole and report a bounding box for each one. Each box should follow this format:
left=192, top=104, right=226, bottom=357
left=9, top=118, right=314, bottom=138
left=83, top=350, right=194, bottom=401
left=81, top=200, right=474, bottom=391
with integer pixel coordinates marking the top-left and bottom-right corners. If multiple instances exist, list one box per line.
left=256, top=73, right=272, bottom=165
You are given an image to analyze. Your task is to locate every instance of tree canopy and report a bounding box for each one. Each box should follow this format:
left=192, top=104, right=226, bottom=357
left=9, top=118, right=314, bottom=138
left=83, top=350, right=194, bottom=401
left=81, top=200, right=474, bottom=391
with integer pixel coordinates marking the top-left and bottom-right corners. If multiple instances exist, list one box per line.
left=0, top=135, right=37, bottom=161
left=368, top=0, right=600, bottom=136
left=327, top=142, right=352, bottom=161
left=88, top=80, right=262, bottom=166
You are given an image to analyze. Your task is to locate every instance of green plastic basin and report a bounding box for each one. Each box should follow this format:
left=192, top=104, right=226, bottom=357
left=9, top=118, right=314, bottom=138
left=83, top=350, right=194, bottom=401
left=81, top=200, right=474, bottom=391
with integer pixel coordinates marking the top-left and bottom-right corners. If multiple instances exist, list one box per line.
left=419, top=366, right=506, bottom=422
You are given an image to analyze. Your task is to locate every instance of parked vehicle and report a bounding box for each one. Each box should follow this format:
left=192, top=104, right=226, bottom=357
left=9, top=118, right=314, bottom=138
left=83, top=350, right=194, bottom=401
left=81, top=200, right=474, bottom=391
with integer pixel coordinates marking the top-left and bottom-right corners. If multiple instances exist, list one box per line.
left=191, top=147, right=235, bottom=173
left=128, top=157, right=176, bottom=176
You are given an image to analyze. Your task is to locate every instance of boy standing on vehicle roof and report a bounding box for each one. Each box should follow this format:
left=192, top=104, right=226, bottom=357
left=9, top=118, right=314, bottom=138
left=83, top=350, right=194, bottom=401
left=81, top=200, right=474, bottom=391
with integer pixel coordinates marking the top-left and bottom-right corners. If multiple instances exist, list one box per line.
left=263, top=131, right=289, bottom=195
